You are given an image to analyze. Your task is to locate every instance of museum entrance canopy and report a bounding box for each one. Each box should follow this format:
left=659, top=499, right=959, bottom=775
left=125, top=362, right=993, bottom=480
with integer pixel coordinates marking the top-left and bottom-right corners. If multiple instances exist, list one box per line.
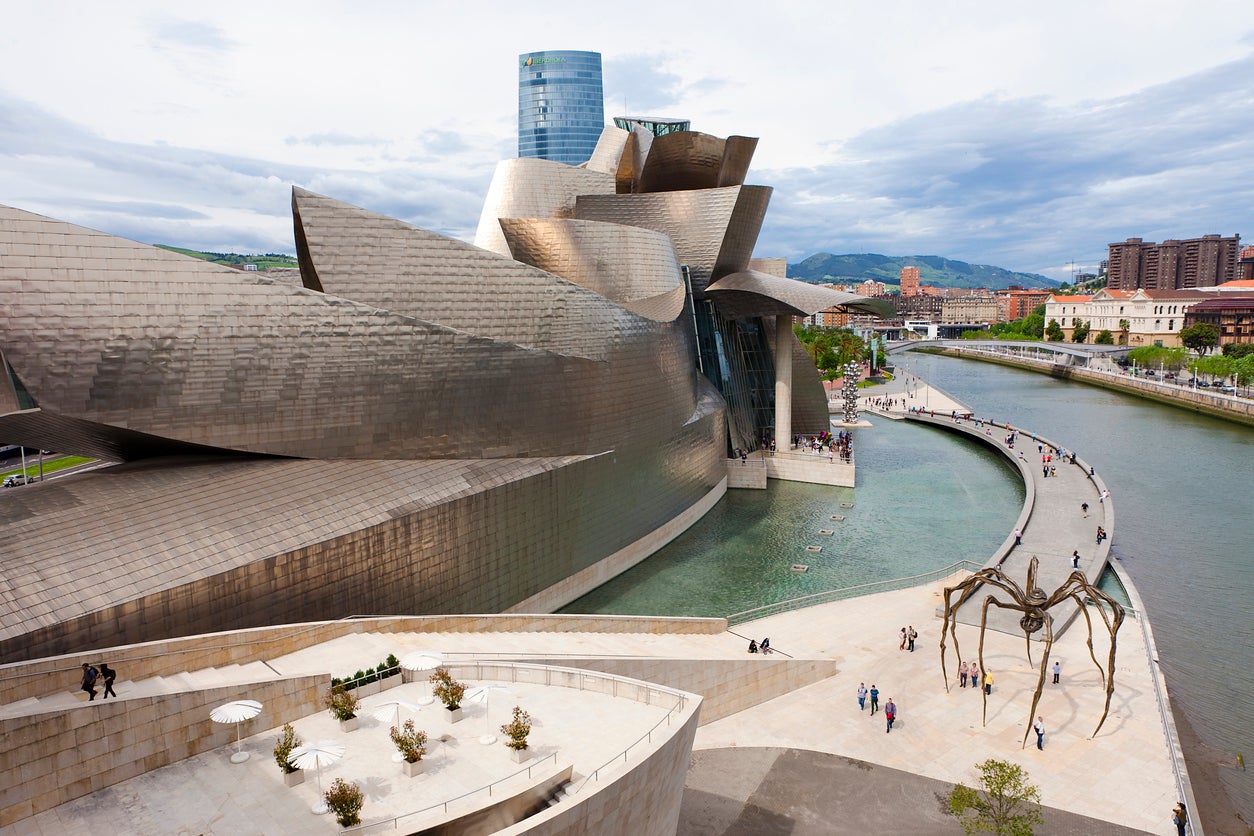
left=705, top=270, right=896, bottom=320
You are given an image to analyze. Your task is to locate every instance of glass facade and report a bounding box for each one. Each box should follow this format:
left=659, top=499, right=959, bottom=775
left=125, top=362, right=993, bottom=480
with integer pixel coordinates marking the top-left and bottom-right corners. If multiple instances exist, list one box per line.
left=518, top=50, right=604, bottom=166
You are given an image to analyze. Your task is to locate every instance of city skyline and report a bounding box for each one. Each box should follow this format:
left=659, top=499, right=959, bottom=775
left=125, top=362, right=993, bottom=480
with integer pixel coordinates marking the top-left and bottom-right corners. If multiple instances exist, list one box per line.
left=0, top=1, right=1250, bottom=281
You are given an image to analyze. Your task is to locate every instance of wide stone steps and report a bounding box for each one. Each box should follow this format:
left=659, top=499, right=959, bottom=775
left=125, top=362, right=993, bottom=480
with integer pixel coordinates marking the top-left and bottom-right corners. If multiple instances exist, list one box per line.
left=0, top=661, right=281, bottom=719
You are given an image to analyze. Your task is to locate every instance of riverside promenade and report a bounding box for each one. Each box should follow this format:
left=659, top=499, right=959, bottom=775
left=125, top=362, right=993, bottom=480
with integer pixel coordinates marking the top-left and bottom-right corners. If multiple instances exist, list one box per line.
left=1, top=375, right=1195, bottom=835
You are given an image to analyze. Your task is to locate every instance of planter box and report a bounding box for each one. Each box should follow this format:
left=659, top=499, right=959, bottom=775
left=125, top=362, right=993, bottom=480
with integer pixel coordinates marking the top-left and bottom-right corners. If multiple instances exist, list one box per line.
left=283, top=769, right=305, bottom=787
left=401, top=759, right=425, bottom=777
left=444, top=706, right=462, bottom=724
left=510, top=747, right=530, bottom=764
left=340, top=717, right=360, bottom=733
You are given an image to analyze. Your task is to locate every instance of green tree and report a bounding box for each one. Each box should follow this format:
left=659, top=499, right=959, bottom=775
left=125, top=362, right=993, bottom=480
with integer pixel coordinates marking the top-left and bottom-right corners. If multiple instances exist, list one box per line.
left=1070, top=320, right=1090, bottom=343
left=1117, top=319, right=1130, bottom=345
left=1221, top=342, right=1254, bottom=359
left=1233, top=354, right=1254, bottom=389
left=1094, top=329, right=1114, bottom=345
left=1045, top=319, right=1064, bottom=341
left=949, top=759, right=1044, bottom=836
left=1178, top=322, right=1219, bottom=355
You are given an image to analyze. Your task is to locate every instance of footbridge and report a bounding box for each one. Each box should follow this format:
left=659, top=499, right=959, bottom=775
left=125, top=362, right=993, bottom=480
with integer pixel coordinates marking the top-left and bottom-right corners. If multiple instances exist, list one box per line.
left=887, top=339, right=1130, bottom=366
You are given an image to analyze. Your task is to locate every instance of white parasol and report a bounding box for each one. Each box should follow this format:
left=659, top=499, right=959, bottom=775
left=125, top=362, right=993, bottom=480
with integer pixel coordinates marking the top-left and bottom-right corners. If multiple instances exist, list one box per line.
left=370, top=697, right=420, bottom=761
left=400, top=651, right=443, bottom=705
left=465, top=684, right=512, bottom=745
left=209, top=700, right=263, bottom=763
left=290, top=740, right=346, bottom=814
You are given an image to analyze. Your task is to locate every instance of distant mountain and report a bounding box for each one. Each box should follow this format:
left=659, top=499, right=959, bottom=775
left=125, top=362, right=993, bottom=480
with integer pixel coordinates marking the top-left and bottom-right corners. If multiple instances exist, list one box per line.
left=788, top=253, right=1058, bottom=290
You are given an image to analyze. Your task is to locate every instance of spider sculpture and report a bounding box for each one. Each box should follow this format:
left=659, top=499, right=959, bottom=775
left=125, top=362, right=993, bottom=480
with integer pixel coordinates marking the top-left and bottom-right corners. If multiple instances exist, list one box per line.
left=940, top=556, right=1125, bottom=747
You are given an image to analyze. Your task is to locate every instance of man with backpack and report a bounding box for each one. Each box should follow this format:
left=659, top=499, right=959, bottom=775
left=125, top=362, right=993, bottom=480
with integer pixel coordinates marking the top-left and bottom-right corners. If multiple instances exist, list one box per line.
left=80, top=663, right=98, bottom=701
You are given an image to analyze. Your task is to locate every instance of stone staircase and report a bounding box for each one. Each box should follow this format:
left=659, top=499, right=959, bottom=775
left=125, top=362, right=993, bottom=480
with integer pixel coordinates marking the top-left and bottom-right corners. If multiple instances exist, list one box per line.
left=0, top=660, right=281, bottom=719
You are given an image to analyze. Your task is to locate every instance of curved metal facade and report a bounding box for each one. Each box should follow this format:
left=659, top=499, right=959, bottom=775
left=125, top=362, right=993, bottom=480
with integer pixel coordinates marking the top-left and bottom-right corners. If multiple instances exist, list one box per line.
left=0, top=123, right=886, bottom=661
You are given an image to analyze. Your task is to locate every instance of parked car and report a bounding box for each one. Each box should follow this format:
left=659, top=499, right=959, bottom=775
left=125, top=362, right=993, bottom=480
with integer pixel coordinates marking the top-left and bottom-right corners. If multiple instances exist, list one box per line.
left=1217, top=385, right=1237, bottom=394
left=1197, top=381, right=1211, bottom=388
left=2, top=474, right=31, bottom=487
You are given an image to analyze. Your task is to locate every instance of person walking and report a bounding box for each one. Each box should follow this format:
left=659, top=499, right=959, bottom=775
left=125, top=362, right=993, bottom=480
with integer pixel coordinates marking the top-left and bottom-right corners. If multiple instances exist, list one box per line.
left=1013, top=528, right=1022, bottom=546
left=1072, top=550, right=1081, bottom=570
left=99, top=663, right=117, bottom=699
left=984, top=671, right=993, bottom=695
left=857, top=683, right=868, bottom=711
left=80, top=663, right=98, bottom=701
left=907, top=626, right=917, bottom=652
left=1081, top=501, right=1089, bottom=518
left=1171, top=802, right=1188, bottom=836
left=898, top=627, right=907, bottom=651
left=869, top=685, right=879, bottom=715
left=1052, top=661, right=1061, bottom=684
left=959, top=662, right=968, bottom=688
left=885, top=698, right=897, bottom=733
left=969, top=663, right=979, bottom=693
left=1033, top=716, right=1044, bottom=750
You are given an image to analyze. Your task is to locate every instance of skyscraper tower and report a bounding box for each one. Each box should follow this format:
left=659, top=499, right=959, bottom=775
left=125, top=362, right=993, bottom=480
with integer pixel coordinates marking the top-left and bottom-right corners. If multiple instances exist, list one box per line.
left=518, top=50, right=604, bottom=166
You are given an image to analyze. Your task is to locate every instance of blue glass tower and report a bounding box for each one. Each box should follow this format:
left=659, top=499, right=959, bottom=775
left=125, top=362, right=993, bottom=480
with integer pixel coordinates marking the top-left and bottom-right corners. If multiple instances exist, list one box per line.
left=518, top=50, right=604, bottom=166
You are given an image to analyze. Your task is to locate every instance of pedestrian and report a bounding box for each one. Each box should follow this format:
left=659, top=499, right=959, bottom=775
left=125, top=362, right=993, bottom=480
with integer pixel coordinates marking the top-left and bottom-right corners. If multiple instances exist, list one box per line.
left=885, top=698, right=897, bottom=733
left=898, top=627, right=907, bottom=651
left=869, top=685, right=879, bottom=715
left=959, top=662, right=968, bottom=688
left=857, top=682, right=868, bottom=711
left=1081, top=502, right=1089, bottom=518
left=80, top=663, right=98, bottom=701
left=1013, top=528, right=1022, bottom=546
left=740, top=449, right=747, bottom=466
left=748, top=639, right=758, bottom=653
left=969, top=662, right=979, bottom=692
left=1171, top=802, right=1188, bottom=836
left=1042, top=464, right=1049, bottom=478
left=1072, top=550, right=1081, bottom=570
left=907, top=626, right=917, bottom=652
left=99, top=662, right=117, bottom=699
left=760, top=637, right=771, bottom=654
left=1033, top=716, right=1044, bottom=750
left=1052, top=661, right=1060, bottom=684
left=984, top=671, right=993, bottom=695
left=1050, top=465, right=1056, bottom=477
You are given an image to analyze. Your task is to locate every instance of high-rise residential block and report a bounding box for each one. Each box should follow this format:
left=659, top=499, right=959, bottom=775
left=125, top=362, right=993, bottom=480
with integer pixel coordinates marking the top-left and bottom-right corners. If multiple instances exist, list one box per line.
left=1107, top=234, right=1241, bottom=291
left=899, top=266, right=920, bottom=297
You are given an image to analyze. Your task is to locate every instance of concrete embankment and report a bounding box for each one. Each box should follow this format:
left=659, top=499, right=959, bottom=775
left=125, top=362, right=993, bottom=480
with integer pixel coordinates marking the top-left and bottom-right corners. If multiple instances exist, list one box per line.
left=922, top=346, right=1254, bottom=427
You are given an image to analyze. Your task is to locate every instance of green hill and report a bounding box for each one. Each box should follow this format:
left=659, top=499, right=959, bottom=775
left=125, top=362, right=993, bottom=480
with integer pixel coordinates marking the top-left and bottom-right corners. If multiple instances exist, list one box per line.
left=788, top=253, right=1057, bottom=290
left=156, top=246, right=298, bottom=271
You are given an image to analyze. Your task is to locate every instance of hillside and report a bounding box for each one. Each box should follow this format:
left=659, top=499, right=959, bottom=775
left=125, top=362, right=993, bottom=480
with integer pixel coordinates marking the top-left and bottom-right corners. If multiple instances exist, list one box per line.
left=788, top=253, right=1057, bottom=290
left=156, top=246, right=297, bottom=271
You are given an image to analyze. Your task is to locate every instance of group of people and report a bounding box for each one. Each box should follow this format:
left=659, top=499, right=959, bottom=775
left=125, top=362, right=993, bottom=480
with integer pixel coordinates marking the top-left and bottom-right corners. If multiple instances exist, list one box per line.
left=856, top=682, right=897, bottom=732
left=746, top=637, right=772, bottom=654
left=897, top=625, right=918, bottom=652
left=957, top=661, right=994, bottom=695
left=79, top=662, right=117, bottom=701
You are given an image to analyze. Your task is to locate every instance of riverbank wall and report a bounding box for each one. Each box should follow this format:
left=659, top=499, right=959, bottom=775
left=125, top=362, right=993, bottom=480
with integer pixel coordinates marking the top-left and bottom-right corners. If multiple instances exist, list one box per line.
left=917, top=346, right=1254, bottom=428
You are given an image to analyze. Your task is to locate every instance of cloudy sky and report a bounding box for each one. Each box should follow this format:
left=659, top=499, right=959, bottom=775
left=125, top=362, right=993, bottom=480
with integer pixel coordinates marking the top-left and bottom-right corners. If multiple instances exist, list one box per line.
left=2, top=1, right=1251, bottom=281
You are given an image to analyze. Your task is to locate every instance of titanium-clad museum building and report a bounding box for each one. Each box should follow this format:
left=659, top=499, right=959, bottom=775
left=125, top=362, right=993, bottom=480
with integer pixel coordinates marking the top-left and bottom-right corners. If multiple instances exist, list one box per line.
left=0, top=122, right=884, bottom=663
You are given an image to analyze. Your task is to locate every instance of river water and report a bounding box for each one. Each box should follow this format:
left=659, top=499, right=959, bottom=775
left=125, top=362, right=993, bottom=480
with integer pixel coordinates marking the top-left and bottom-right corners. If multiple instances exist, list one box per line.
left=564, top=351, right=1253, bottom=821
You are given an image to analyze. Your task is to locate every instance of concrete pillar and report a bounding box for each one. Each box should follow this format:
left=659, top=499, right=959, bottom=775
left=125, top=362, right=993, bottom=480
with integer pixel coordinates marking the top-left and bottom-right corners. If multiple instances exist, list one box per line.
left=775, top=314, right=792, bottom=450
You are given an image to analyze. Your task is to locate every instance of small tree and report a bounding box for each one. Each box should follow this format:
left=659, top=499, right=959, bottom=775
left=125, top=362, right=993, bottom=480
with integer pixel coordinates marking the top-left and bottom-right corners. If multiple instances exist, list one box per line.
left=1070, top=320, right=1090, bottom=343
left=949, top=759, right=1043, bottom=835
left=500, top=705, right=533, bottom=751
left=1094, top=329, right=1114, bottom=345
left=273, top=723, right=302, bottom=774
left=1045, top=319, right=1064, bottom=341
left=324, top=777, right=364, bottom=827
left=390, top=719, right=428, bottom=762
left=1118, top=318, right=1130, bottom=345
left=429, top=666, right=466, bottom=711
left=324, top=684, right=359, bottom=721
left=1179, top=322, right=1219, bottom=355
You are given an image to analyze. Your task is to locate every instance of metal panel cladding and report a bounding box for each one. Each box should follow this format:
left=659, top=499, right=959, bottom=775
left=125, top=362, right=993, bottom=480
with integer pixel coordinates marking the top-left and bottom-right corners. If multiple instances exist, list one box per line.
left=518, top=50, right=605, bottom=166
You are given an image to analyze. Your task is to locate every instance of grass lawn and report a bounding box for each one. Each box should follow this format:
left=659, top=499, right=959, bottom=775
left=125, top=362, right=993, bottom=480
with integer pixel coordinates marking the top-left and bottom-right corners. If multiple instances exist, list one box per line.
left=1, top=455, right=95, bottom=480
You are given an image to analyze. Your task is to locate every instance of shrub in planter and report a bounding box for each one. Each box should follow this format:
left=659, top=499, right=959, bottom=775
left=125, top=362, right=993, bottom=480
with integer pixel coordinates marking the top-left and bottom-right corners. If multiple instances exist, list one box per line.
left=384, top=653, right=400, bottom=678
left=390, top=720, right=428, bottom=763
left=501, top=706, right=532, bottom=752
left=429, top=667, right=466, bottom=712
left=324, top=777, right=364, bottom=827
left=273, top=723, right=303, bottom=775
left=325, top=685, right=360, bottom=722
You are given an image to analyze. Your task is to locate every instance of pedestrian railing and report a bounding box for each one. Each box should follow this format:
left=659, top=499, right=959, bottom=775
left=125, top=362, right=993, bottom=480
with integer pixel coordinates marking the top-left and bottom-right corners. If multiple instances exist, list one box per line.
left=725, top=560, right=984, bottom=626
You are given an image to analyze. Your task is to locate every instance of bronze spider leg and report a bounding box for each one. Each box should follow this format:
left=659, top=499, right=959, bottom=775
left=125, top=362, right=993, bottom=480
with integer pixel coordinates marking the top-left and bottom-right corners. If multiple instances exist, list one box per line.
left=1042, top=572, right=1125, bottom=736
left=1019, top=609, right=1054, bottom=748
left=941, top=571, right=1027, bottom=692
